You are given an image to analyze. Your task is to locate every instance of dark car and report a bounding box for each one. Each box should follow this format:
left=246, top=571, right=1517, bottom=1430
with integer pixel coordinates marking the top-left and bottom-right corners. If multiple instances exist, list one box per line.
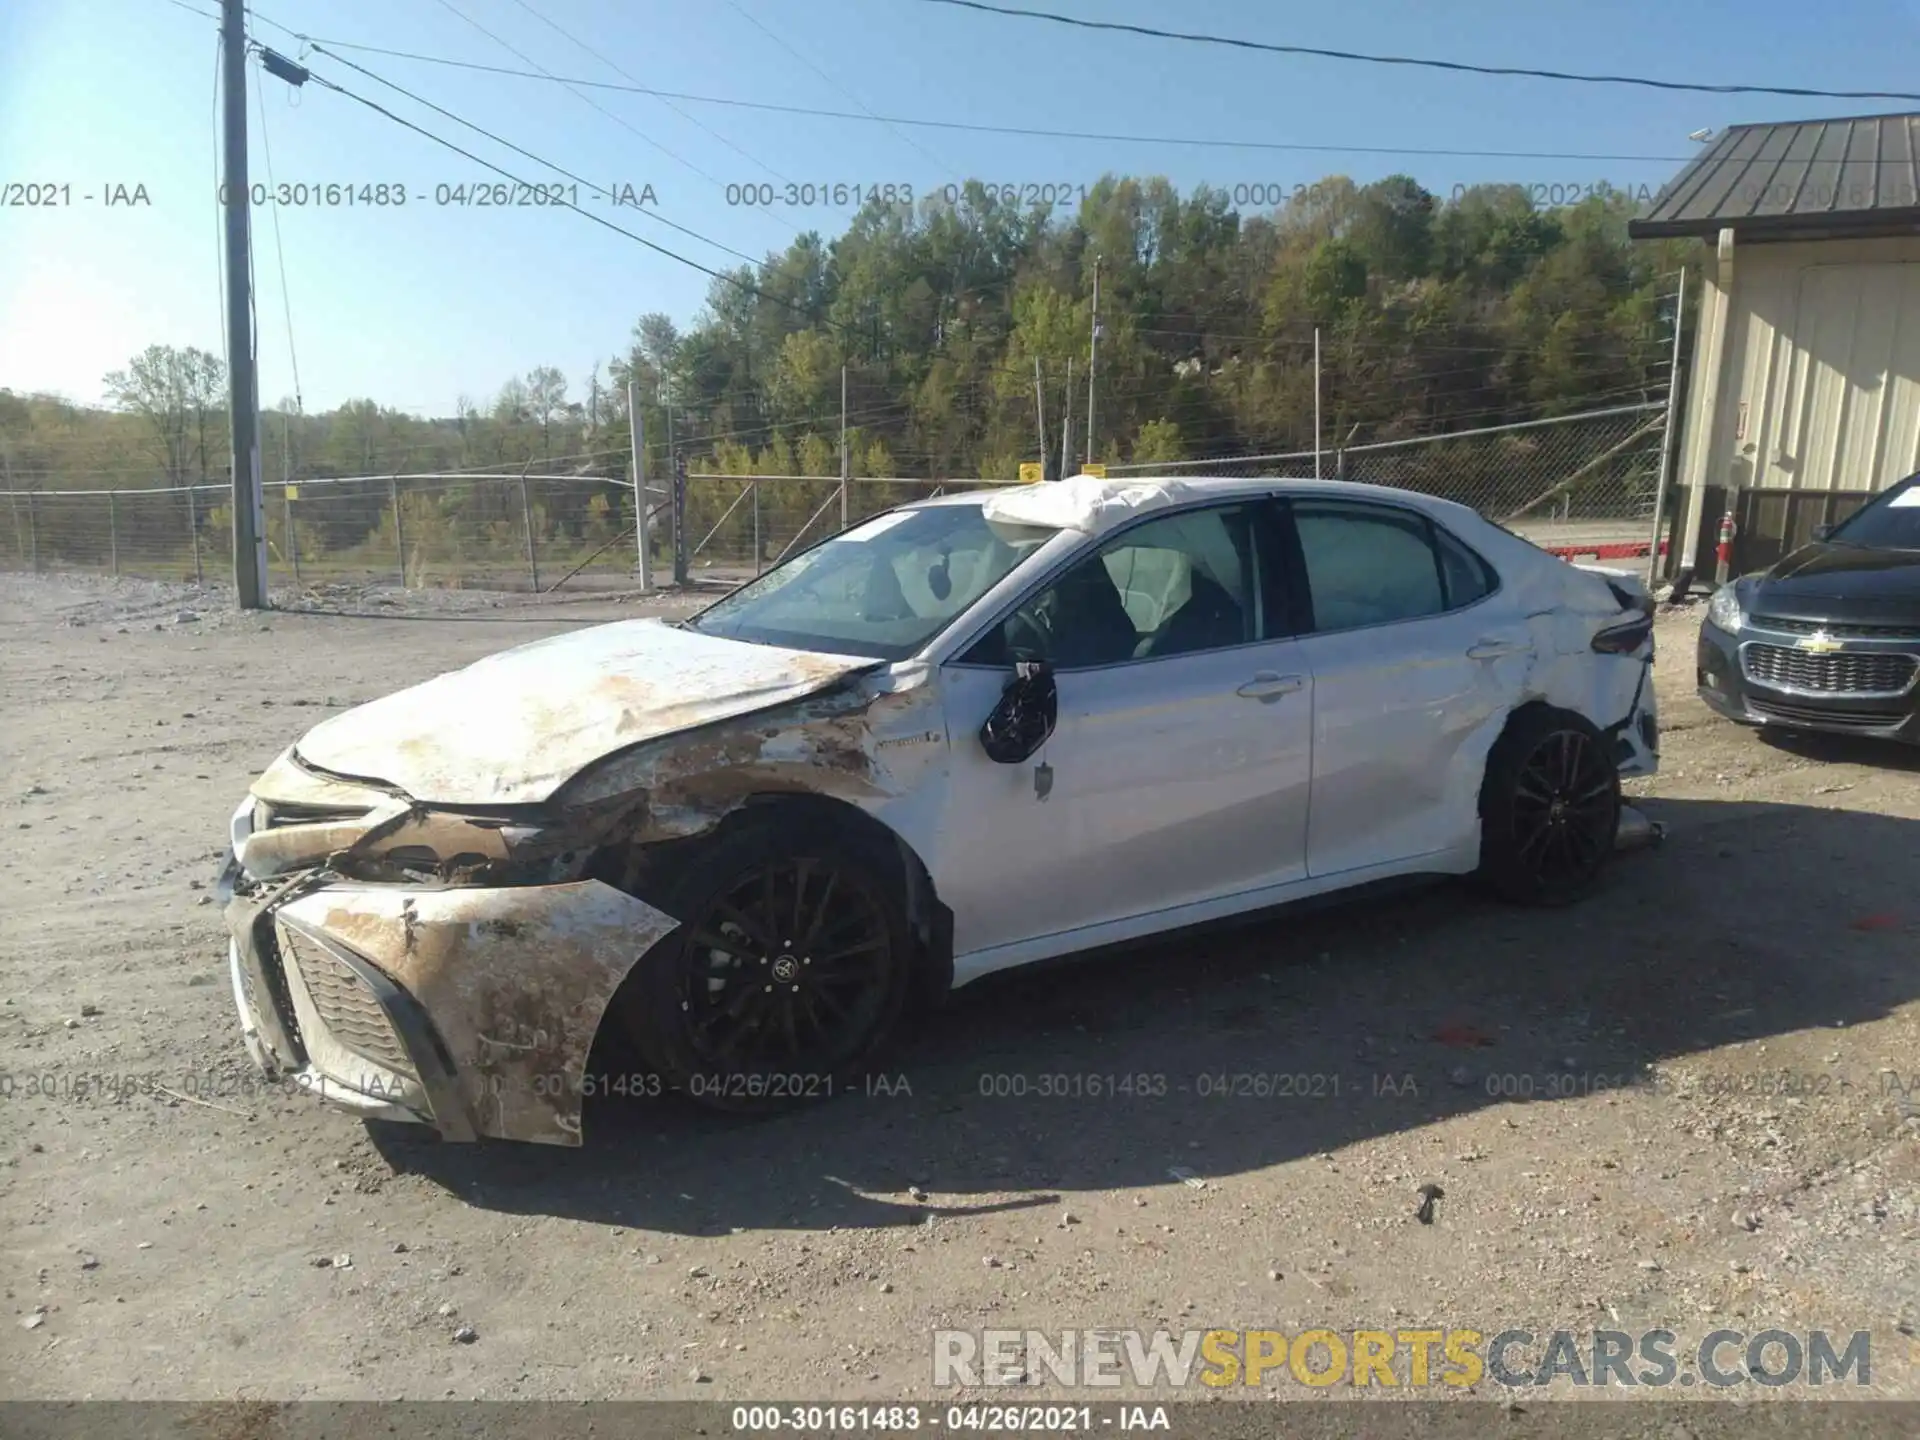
left=1697, top=471, right=1920, bottom=744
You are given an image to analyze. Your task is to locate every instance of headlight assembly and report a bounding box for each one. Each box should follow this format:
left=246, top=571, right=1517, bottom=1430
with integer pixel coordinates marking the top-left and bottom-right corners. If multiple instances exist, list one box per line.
left=1706, top=583, right=1744, bottom=634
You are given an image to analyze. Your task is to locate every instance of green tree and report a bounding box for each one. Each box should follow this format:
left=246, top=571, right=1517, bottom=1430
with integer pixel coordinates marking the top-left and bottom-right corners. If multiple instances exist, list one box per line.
left=103, top=344, right=227, bottom=485
left=1131, top=418, right=1187, bottom=464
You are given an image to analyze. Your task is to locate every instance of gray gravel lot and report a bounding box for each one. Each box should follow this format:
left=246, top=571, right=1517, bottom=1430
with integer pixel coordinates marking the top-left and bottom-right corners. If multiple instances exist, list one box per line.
left=2, top=571, right=1917, bottom=1408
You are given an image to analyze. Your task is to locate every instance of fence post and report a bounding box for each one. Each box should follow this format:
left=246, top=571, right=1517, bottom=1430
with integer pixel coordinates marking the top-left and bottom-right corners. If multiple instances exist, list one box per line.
left=1647, top=265, right=1688, bottom=587
left=518, top=466, right=540, bottom=593
left=6, top=491, right=20, bottom=567
left=1335, top=448, right=1346, bottom=481
left=389, top=472, right=406, bottom=588
left=672, top=453, right=689, bottom=585
left=26, top=491, right=38, bottom=573
left=185, top=485, right=202, bottom=585
left=752, top=480, right=762, bottom=576
left=286, top=490, right=300, bottom=588
left=108, top=492, right=119, bottom=576
left=630, top=398, right=650, bottom=591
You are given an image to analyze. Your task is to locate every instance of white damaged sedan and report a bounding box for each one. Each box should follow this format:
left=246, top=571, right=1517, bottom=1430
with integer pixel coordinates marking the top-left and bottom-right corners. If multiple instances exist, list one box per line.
left=218, top=475, right=1658, bottom=1142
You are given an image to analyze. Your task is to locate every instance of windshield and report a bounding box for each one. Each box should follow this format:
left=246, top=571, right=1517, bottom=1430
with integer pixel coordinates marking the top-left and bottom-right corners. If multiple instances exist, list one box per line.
left=687, top=501, right=1057, bottom=660
left=1825, top=475, right=1920, bottom=551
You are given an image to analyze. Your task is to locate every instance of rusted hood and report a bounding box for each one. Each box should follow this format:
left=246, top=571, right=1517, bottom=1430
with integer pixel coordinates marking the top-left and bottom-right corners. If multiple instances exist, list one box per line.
left=292, top=618, right=881, bottom=805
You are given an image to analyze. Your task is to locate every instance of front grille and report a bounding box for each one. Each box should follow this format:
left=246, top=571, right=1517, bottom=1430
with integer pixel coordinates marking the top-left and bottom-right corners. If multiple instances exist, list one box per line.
left=252, top=926, right=303, bottom=1049
left=1751, top=615, right=1920, bottom=641
left=1742, top=644, right=1917, bottom=695
left=277, top=928, right=416, bottom=1078
left=238, top=950, right=262, bottom=1021
left=1747, top=696, right=1905, bottom=732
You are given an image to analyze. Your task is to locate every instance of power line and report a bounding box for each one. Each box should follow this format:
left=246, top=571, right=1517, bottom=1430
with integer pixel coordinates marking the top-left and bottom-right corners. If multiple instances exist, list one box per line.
left=424, top=0, right=735, bottom=188
left=297, top=61, right=745, bottom=280
left=303, top=45, right=768, bottom=268
left=252, top=52, right=305, bottom=417
left=502, top=0, right=790, bottom=184
left=211, top=17, right=1695, bottom=373
left=722, top=0, right=959, bottom=178
left=292, top=57, right=871, bottom=345
left=248, top=28, right=1705, bottom=165
left=917, top=0, right=1920, bottom=104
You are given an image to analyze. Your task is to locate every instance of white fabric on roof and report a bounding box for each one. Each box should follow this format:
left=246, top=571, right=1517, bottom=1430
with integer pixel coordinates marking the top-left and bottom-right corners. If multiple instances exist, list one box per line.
left=980, top=473, right=1211, bottom=537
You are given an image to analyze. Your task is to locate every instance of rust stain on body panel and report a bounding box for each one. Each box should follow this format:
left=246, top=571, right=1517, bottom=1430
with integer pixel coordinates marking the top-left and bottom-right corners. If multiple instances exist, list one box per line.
left=291, top=618, right=881, bottom=807
left=276, top=882, right=678, bottom=1145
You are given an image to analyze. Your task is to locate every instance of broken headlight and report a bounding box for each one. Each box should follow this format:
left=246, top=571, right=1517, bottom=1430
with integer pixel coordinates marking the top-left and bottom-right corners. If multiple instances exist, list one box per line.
left=344, top=815, right=587, bottom=886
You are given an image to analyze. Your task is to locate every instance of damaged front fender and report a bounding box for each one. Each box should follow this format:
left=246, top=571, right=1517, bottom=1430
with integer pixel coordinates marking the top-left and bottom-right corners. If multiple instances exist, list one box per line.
left=553, top=662, right=947, bottom=843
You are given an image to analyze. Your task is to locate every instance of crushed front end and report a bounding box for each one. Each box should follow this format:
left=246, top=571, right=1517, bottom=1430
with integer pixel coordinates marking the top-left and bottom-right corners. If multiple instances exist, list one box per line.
left=216, top=749, right=679, bottom=1146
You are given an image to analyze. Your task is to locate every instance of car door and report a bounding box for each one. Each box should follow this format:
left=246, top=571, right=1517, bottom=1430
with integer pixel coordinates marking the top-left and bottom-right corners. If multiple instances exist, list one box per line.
left=1280, top=497, right=1529, bottom=878
left=933, top=500, right=1314, bottom=969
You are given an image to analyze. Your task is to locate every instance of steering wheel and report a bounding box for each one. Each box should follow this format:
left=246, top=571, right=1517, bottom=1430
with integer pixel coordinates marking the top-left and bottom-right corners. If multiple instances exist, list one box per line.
left=1002, top=604, right=1052, bottom=664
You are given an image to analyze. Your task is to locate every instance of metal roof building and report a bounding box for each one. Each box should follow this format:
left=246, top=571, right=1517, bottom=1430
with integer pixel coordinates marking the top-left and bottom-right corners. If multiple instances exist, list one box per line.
left=1631, top=114, right=1920, bottom=587
left=1631, top=114, right=1920, bottom=243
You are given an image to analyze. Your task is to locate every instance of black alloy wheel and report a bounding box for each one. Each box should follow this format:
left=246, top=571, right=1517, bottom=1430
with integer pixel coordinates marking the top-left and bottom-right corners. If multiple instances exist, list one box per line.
left=1476, top=707, right=1621, bottom=905
left=681, top=856, right=897, bottom=1078
left=617, top=812, right=915, bottom=1113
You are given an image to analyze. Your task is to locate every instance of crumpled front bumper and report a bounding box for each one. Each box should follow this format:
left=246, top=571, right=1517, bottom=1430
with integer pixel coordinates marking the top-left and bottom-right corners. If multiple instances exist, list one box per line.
left=220, top=827, right=679, bottom=1146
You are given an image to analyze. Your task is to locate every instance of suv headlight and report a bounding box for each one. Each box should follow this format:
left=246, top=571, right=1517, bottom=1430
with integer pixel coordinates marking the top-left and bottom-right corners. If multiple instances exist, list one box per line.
left=1706, top=583, right=1744, bottom=634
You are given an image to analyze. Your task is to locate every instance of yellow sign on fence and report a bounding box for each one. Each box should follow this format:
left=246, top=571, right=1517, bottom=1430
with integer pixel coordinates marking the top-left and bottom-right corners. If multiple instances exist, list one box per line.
left=1018, top=462, right=1044, bottom=484
left=1079, top=463, right=1107, bottom=479
left=283, top=485, right=299, bottom=500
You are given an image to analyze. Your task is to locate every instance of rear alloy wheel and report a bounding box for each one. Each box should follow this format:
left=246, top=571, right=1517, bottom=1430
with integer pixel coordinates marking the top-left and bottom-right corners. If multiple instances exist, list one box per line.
left=620, top=815, right=914, bottom=1112
left=1475, top=707, right=1621, bottom=906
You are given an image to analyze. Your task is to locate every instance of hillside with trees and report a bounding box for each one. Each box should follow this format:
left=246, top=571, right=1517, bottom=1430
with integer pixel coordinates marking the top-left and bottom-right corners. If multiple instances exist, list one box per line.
left=3, top=174, right=1696, bottom=497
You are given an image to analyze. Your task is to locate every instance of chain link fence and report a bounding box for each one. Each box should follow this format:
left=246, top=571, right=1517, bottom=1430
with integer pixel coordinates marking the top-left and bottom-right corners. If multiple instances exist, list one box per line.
left=1, top=401, right=1674, bottom=599
left=677, top=475, right=1033, bottom=588
left=1, top=468, right=669, bottom=598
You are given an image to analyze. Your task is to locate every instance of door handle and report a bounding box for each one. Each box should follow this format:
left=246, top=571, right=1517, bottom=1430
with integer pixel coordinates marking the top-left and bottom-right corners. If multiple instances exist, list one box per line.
left=1237, top=672, right=1305, bottom=700
left=1466, top=639, right=1531, bottom=660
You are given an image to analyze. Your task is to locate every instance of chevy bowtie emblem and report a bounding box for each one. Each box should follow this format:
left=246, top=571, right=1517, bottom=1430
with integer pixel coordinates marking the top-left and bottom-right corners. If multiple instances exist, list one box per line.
left=1796, top=631, right=1844, bottom=654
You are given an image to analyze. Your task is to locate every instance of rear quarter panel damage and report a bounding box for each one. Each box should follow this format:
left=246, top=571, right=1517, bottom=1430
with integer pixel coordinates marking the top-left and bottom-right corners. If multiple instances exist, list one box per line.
left=1417, top=532, right=1659, bottom=857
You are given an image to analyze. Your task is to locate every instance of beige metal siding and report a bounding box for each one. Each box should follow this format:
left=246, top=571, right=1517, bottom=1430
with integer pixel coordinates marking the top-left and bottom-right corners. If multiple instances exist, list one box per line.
left=1710, top=237, right=1920, bottom=496
left=1757, top=263, right=1920, bottom=490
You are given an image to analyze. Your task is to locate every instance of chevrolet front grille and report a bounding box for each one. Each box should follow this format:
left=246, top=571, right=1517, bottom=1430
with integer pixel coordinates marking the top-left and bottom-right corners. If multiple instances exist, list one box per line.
left=1741, top=644, right=1917, bottom=697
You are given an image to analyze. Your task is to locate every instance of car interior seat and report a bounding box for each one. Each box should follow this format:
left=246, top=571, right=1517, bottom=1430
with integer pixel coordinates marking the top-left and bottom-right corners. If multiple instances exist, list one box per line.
left=1137, top=570, right=1244, bottom=658
left=1043, top=560, right=1142, bottom=668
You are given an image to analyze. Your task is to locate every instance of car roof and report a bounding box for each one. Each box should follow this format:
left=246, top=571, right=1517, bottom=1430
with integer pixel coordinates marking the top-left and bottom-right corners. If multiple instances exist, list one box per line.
left=907, top=474, right=1482, bottom=530
left=913, top=474, right=1451, bottom=505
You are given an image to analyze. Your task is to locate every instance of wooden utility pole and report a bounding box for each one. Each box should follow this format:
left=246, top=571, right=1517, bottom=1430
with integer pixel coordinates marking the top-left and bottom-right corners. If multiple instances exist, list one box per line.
left=221, top=0, right=267, bottom=607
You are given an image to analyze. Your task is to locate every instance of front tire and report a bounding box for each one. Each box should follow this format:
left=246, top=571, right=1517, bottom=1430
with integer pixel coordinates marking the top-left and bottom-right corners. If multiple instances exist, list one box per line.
left=617, top=811, right=915, bottom=1113
left=1475, top=706, right=1621, bottom=906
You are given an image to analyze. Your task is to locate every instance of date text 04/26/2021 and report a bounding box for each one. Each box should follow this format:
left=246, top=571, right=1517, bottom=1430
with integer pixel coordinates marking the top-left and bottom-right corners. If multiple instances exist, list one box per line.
left=725, top=1405, right=1170, bottom=1432
left=209, top=181, right=658, bottom=209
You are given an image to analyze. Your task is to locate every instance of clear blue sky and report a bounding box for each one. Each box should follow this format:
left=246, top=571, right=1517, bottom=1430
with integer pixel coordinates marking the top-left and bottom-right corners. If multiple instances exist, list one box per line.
left=3, top=0, right=1917, bottom=416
